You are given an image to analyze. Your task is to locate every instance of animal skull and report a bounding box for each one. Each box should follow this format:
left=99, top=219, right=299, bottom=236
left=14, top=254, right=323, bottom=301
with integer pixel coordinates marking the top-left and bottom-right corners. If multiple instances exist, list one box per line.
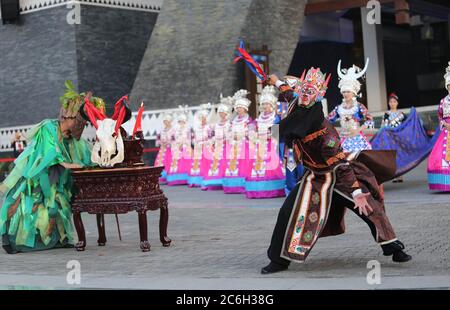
left=91, top=119, right=125, bottom=168
left=81, top=95, right=131, bottom=168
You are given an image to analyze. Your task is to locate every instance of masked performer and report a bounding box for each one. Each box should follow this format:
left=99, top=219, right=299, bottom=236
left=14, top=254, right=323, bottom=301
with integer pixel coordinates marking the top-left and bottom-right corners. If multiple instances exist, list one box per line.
left=278, top=76, right=304, bottom=195
left=155, top=113, right=175, bottom=184
left=428, top=62, right=450, bottom=191
left=201, top=96, right=233, bottom=191
left=261, top=69, right=411, bottom=274
left=328, top=59, right=374, bottom=153
left=222, top=90, right=254, bottom=194
left=372, top=93, right=436, bottom=184
left=245, top=86, right=285, bottom=199
left=166, top=107, right=192, bottom=186
left=0, top=81, right=100, bottom=254
left=188, top=104, right=213, bottom=188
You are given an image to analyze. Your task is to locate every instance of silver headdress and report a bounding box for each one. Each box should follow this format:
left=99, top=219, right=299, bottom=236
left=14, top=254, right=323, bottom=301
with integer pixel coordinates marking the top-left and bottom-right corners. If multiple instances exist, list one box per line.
left=444, top=61, right=450, bottom=89
left=337, top=58, right=369, bottom=96
left=233, top=89, right=251, bottom=111
left=218, top=94, right=233, bottom=115
left=177, top=105, right=189, bottom=123
left=258, top=85, right=278, bottom=110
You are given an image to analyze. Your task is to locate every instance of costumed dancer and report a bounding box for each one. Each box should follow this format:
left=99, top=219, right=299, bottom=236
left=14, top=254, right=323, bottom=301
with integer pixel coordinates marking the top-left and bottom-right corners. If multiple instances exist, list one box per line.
left=328, top=59, right=374, bottom=153
left=166, top=106, right=192, bottom=186
left=381, top=93, right=406, bottom=129
left=0, top=81, right=98, bottom=254
left=154, top=113, right=175, bottom=184
left=278, top=76, right=304, bottom=195
left=381, top=93, right=405, bottom=183
left=428, top=62, right=450, bottom=191
left=245, top=86, right=286, bottom=199
left=188, top=104, right=213, bottom=188
left=261, top=70, right=411, bottom=274
left=372, top=92, right=438, bottom=182
left=222, top=90, right=254, bottom=194
left=201, top=96, right=233, bottom=191
left=372, top=92, right=434, bottom=185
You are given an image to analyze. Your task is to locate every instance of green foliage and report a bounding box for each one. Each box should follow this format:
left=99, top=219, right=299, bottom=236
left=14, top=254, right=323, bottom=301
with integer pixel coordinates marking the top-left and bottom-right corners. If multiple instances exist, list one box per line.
left=59, top=80, right=106, bottom=112
left=60, top=80, right=81, bottom=109
left=91, top=97, right=106, bottom=111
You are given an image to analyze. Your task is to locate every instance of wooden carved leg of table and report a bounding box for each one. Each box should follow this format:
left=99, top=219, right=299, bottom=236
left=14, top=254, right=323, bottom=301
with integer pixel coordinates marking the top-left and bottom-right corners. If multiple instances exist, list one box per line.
left=73, top=211, right=86, bottom=251
left=160, top=200, right=172, bottom=247
left=96, top=214, right=107, bottom=246
left=138, top=211, right=151, bottom=252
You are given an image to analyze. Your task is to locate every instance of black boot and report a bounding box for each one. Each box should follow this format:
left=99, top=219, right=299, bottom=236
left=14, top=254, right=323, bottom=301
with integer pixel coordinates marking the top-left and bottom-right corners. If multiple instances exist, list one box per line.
left=2, top=244, right=18, bottom=254
left=261, top=262, right=288, bottom=274
left=381, top=240, right=412, bottom=263
left=392, top=250, right=412, bottom=262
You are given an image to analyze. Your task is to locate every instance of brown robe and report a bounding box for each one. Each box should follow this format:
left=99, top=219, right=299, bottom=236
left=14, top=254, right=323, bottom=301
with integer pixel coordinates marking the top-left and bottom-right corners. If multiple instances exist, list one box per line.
left=279, top=121, right=398, bottom=262
left=267, top=84, right=400, bottom=264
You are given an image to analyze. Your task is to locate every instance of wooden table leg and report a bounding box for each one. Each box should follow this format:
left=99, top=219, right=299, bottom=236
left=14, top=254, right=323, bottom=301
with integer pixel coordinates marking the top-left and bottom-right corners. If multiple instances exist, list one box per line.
left=138, top=211, right=151, bottom=252
left=96, top=214, right=107, bottom=246
left=73, top=211, right=86, bottom=251
left=160, top=201, right=171, bottom=247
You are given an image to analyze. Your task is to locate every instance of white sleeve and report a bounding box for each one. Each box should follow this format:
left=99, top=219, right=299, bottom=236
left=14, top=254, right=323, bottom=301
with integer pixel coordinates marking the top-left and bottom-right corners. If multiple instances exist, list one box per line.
left=352, top=189, right=363, bottom=198
left=275, top=80, right=285, bottom=89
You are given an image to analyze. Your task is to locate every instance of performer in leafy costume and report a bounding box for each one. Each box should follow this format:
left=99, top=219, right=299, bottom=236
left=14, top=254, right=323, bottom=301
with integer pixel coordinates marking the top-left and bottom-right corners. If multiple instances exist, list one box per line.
left=0, top=81, right=103, bottom=254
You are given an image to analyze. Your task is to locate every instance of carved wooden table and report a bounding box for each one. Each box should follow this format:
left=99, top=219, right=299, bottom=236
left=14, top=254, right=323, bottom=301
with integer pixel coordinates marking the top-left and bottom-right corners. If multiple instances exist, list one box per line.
left=71, top=165, right=171, bottom=252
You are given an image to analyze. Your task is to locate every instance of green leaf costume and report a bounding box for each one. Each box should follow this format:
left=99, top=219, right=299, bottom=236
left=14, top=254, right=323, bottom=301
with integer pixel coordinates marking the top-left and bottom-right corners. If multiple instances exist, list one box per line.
left=0, top=120, right=93, bottom=253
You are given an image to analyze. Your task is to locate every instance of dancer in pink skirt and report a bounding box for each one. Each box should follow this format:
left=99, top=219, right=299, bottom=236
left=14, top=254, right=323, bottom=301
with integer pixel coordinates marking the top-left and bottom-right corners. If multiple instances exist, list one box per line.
left=428, top=62, right=450, bottom=191
left=166, top=107, right=192, bottom=185
left=201, top=96, right=233, bottom=191
left=155, top=112, right=175, bottom=184
left=188, top=104, right=213, bottom=187
left=245, top=86, right=286, bottom=199
left=222, top=90, right=254, bottom=194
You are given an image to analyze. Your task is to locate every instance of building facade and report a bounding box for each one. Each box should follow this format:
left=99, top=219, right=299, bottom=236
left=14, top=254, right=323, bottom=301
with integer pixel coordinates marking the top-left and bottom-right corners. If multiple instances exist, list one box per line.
left=0, top=0, right=161, bottom=127
left=1, top=0, right=449, bottom=153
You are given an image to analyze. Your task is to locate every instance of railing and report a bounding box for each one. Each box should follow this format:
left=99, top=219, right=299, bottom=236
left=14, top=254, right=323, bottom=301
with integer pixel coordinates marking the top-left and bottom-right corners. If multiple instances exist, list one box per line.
left=17, top=0, right=163, bottom=14
left=0, top=105, right=214, bottom=153
left=0, top=104, right=439, bottom=153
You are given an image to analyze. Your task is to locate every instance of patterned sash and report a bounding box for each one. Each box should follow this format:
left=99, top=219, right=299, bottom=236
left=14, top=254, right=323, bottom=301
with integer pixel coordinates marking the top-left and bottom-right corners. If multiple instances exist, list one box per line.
left=281, top=169, right=336, bottom=262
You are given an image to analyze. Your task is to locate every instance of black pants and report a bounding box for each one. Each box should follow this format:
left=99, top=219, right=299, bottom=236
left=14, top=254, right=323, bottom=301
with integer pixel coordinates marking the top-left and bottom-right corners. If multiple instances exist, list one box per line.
left=267, top=183, right=380, bottom=266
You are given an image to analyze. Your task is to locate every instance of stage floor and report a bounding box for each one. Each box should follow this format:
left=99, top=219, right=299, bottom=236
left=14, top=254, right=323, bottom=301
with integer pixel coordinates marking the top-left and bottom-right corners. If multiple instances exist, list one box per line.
left=0, top=161, right=449, bottom=289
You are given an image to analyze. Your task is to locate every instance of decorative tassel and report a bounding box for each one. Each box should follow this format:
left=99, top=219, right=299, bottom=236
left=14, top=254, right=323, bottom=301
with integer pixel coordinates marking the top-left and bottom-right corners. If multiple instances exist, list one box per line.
left=114, top=106, right=126, bottom=135
left=84, top=98, right=102, bottom=129
left=112, top=95, right=129, bottom=120
left=133, top=102, right=145, bottom=136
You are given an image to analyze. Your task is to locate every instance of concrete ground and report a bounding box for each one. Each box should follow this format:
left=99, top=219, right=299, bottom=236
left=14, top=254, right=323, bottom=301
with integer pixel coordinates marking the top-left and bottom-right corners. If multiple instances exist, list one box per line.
left=0, top=161, right=449, bottom=290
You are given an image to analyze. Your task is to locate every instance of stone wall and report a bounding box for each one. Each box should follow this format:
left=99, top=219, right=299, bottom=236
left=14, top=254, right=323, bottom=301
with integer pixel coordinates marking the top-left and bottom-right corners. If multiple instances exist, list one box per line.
left=0, top=6, right=157, bottom=127
left=0, top=0, right=308, bottom=126
left=0, top=7, right=77, bottom=127
left=130, top=0, right=308, bottom=110
left=76, top=6, right=158, bottom=113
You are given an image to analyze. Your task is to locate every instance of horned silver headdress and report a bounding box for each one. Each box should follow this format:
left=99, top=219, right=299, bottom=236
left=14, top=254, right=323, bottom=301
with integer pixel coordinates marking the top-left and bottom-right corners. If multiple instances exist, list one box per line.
left=233, top=89, right=251, bottom=111
left=337, top=58, right=369, bottom=96
left=218, top=94, right=233, bottom=115
left=162, top=112, right=173, bottom=122
left=259, top=85, right=278, bottom=110
left=197, top=103, right=212, bottom=119
left=177, top=105, right=189, bottom=123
